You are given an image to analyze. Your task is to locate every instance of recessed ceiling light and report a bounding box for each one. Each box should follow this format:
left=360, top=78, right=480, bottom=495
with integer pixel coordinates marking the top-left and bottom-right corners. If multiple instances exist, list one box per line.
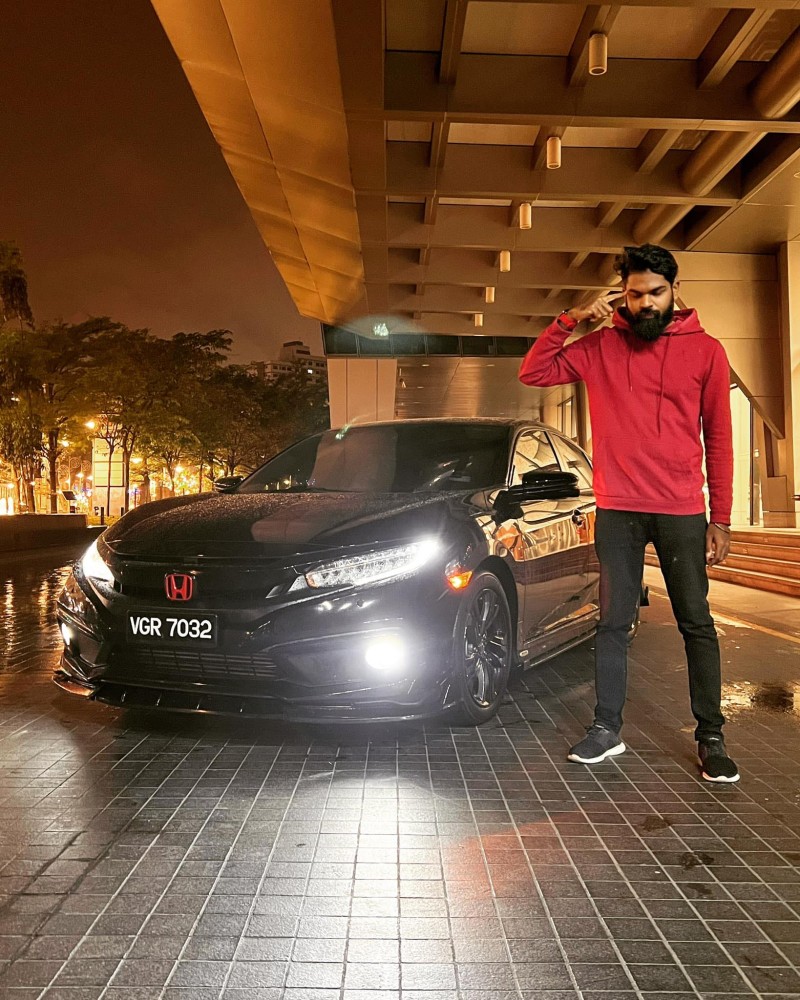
left=794, top=169, right=800, bottom=178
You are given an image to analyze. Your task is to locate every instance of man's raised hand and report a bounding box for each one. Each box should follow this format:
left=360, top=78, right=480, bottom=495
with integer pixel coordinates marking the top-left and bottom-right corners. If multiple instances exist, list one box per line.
left=567, top=290, right=620, bottom=325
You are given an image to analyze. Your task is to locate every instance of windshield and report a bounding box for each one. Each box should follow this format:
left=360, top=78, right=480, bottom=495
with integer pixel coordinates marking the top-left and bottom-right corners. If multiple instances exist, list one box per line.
left=238, top=424, right=511, bottom=494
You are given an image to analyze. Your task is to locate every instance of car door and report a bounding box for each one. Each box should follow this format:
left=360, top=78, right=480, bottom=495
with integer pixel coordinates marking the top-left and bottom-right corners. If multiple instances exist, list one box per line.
left=549, top=432, right=600, bottom=617
left=501, top=428, right=588, bottom=649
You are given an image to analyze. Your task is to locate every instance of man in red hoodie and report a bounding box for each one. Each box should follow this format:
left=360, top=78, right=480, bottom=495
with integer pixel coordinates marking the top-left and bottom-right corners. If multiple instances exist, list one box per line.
left=519, top=244, right=738, bottom=783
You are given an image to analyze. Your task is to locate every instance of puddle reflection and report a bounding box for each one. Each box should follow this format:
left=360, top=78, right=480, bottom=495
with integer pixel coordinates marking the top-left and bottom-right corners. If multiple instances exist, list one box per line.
left=722, top=680, right=800, bottom=717
left=0, top=551, right=78, bottom=673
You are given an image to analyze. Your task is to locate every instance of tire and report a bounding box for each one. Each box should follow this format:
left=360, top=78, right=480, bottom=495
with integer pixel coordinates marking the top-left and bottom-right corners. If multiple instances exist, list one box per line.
left=449, top=572, right=514, bottom=726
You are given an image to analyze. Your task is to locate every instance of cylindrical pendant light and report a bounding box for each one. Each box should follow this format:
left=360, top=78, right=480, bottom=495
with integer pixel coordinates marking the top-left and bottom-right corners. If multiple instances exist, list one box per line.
left=485, top=286, right=495, bottom=304
left=474, top=312, right=484, bottom=328
left=546, top=135, right=562, bottom=170
left=519, top=202, right=532, bottom=229
left=588, top=32, right=607, bottom=75
left=499, top=250, right=511, bottom=273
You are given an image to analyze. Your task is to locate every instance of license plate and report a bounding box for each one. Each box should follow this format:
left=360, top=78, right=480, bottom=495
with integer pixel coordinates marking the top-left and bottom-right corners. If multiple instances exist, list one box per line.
left=126, top=612, right=218, bottom=646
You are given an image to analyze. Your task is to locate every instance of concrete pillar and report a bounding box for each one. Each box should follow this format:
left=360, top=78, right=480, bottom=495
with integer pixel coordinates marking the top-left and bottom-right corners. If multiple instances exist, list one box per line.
left=327, top=358, right=398, bottom=427
left=772, top=240, right=800, bottom=527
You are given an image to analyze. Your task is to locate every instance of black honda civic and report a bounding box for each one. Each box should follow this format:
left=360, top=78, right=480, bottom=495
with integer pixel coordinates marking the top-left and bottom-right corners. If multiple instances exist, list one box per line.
left=55, top=418, right=606, bottom=724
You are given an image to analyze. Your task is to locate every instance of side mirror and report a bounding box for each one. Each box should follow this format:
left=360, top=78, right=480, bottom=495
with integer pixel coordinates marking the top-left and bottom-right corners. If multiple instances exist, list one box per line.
left=492, top=470, right=579, bottom=521
left=213, top=475, right=244, bottom=494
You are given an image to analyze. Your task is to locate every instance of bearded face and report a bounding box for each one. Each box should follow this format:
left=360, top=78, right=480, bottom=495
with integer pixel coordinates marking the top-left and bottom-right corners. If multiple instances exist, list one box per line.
left=619, top=269, right=677, bottom=342
left=621, top=298, right=674, bottom=342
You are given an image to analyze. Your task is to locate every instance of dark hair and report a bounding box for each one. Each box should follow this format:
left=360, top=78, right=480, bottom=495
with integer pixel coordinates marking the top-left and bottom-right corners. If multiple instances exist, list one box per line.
left=613, top=244, right=678, bottom=285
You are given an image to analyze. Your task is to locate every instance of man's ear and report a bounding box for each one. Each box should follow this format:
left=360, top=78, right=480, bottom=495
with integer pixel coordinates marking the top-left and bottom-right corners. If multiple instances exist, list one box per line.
left=673, top=280, right=681, bottom=295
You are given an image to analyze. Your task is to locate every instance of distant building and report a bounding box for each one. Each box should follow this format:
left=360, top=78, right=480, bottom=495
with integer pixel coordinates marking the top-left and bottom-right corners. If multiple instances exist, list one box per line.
left=251, top=341, right=327, bottom=382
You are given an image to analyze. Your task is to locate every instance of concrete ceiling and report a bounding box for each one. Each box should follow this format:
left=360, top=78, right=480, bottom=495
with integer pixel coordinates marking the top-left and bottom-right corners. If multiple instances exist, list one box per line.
left=152, top=0, right=800, bottom=421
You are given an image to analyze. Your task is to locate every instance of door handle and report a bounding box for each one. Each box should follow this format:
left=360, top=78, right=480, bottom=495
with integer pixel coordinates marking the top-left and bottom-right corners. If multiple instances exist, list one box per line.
left=572, top=510, right=586, bottom=528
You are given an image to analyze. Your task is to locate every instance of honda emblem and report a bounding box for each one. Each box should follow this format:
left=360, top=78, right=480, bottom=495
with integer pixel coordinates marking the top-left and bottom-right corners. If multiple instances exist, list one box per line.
left=165, top=573, right=194, bottom=601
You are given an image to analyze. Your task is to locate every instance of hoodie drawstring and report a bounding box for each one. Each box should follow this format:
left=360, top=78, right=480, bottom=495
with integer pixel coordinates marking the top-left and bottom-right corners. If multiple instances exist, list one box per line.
left=656, top=334, right=672, bottom=437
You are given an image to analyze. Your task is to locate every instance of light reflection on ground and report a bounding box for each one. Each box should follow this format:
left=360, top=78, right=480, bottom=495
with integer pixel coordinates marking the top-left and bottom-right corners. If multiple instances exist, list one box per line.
left=721, top=680, right=800, bottom=717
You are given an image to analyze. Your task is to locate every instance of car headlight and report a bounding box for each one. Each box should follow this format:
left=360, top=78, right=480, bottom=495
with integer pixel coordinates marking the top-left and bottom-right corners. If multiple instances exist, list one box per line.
left=81, top=540, right=114, bottom=584
left=305, top=539, right=440, bottom=589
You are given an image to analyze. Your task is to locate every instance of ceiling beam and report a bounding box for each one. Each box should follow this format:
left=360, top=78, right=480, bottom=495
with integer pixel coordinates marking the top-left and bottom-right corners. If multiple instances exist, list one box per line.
left=383, top=53, right=800, bottom=132
left=697, top=9, right=774, bottom=88
left=397, top=313, right=548, bottom=337
left=332, top=0, right=385, bottom=316
left=429, top=121, right=450, bottom=172
left=685, top=133, right=800, bottom=247
left=424, top=195, right=439, bottom=226
left=596, top=201, right=626, bottom=228
left=388, top=286, right=573, bottom=315
left=381, top=204, right=666, bottom=255
left=570, top=250, right=591, bottom=268
left=382, top=143, right=740, bottom=206
left=439, top=0, right=469, bottom=85
left=383, top=242, right=636, bottom=285
left=567, top=5, right=621, bottom=88
left=742, top=133, right=800, bottom=199
left=637, top=129, right=684, bottom=173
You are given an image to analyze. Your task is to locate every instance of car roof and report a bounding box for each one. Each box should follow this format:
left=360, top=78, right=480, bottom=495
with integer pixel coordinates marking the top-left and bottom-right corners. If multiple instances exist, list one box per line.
left=330, top=417, right=546, bottom=432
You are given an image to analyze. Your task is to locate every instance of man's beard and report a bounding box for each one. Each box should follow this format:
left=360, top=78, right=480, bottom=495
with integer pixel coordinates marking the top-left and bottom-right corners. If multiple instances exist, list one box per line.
left=620, top=302, right=674, bottom=342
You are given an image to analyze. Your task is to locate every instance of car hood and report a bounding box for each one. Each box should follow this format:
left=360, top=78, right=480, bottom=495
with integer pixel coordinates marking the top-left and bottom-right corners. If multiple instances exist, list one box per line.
left=101, top=491, right=485, bottom=560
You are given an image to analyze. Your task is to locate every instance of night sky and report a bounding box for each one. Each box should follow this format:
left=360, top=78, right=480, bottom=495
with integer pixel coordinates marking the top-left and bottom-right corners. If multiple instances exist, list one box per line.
left=1, top=1, right=322, bottom=361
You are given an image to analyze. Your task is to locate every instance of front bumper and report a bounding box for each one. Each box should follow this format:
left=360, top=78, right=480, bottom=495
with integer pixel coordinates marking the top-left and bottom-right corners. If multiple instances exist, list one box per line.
left=55, top=569, right=460, bottom=722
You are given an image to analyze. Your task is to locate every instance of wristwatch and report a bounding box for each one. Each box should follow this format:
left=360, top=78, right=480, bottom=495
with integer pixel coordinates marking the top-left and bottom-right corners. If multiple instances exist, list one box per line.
left=557, top=310, right=577, bottom=327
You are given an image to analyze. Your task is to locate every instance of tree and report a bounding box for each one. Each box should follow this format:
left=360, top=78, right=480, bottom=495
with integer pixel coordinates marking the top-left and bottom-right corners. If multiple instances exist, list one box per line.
left=266, top=364, right=330, bottom=451
left=90, top=327, right=236, bottom=505
left=0, top=242, right=34, bottom=331
left=89, top=326, right=172, bottom=512
left=0, top=319, right=114, bottom=511
left=0, top=405, right=41, bottom=511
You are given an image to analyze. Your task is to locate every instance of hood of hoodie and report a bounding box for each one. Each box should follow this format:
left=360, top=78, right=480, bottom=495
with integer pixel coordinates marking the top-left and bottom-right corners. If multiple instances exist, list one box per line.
left=609, top=308, right=707, bottom=435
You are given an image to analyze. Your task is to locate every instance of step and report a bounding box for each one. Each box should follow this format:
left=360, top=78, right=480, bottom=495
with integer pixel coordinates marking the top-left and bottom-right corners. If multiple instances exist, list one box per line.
left=706, top=565, right=800, bottom=599
left=729, top=541, right=800, bottom=563
left=723, top=553, right=800, bottom=581
left=731, top=529, right=800, bottom=549
left=644, top=551, right=800, bottom=598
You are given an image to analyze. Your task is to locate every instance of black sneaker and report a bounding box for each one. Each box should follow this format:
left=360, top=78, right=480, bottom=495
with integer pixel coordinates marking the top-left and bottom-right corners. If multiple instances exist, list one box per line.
left=698, top=736, right=740, bottom=783
left=568, top=724, right=626, bottom=764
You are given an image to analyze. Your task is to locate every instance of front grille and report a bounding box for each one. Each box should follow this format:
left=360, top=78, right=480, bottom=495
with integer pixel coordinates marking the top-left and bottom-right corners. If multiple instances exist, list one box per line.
left=111, top=647, right=280, bottom=685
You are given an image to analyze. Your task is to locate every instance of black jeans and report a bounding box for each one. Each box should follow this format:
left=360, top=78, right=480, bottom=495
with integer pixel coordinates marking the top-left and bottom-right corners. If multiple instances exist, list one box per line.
left=594, top=509, right=725, bottom=742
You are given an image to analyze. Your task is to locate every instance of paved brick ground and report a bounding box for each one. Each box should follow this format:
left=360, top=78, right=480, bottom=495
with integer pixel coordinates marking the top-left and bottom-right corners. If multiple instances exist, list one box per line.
left=1, top=546, right=800, bottom=1000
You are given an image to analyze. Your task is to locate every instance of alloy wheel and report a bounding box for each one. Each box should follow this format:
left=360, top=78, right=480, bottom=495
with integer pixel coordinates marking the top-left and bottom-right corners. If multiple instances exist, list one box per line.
left=462, top=586, right=511, bottom=708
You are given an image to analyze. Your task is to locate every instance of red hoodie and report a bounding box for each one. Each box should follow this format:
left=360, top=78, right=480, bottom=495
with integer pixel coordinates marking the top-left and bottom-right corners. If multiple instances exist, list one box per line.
left=518, top=309, right=733, bottom=523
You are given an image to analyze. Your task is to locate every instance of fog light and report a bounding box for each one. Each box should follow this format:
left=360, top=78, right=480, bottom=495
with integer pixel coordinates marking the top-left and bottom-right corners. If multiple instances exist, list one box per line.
left=365, top=636, right=406, bottom=672
left=60, top=623, right=74, bottom=645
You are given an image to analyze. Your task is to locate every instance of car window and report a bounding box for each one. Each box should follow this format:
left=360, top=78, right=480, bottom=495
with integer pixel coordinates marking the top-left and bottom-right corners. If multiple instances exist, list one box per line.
left=237, top=424, right=511, bottom=493
left=239, top=434, right=322, bottom=492
left=510, top=430, right=562, bottom=485
left=552, top=435, right=593, bottom=492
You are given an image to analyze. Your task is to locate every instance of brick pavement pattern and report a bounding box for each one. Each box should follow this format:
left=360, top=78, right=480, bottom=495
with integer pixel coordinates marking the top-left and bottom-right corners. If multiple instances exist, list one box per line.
left=1, top=548, right=800, bottom=999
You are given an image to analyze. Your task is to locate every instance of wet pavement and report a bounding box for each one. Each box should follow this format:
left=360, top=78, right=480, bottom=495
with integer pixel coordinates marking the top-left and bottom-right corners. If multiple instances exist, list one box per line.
left=1, top=546, right=800, bottom=1000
